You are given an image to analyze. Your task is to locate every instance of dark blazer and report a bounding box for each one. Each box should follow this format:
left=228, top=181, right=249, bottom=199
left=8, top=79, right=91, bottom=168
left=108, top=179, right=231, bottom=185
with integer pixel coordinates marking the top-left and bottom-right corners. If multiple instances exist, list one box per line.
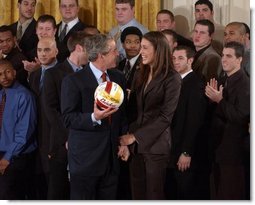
left=10, top=19, right=38, bottom=61
left=212, top=69, right=250, bottom=165
left=170, top=71, right=207, bottom=168
left=118, top=55, right=141, bottom=89
left=192, top=45, right=222, bottom=83
left=42, top=60, right=74, bottom=162
left=61, top=64, right=128, bottom=176
left=5, top=47, right=28, bottom=88
left=129, top=69, right=182, bottom=155
left=55, top=21, right=86, bottom=62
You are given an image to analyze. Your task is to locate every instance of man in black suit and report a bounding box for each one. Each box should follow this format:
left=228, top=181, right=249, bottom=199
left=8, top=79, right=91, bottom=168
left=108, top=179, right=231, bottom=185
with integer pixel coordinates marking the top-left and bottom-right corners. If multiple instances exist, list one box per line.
left=29, top=37, right=58, bottom=199
left=56, top=0, right=86, bottom=62
left=205, top=41, right=250, bottom=199
left=61, top=34, right=129, bottom=200
left=10, top=0, right=38, bottom=61
left=0, top=25, right=28, bottom=88
left=165, top=46, right=207, bottom=199
left=42, top=31, right=89, bottom=199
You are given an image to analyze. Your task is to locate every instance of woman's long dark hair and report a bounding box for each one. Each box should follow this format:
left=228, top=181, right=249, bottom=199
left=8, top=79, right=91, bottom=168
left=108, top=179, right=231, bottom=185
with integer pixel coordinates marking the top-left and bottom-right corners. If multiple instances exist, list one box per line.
left=136, top=31, right=173, bottom=88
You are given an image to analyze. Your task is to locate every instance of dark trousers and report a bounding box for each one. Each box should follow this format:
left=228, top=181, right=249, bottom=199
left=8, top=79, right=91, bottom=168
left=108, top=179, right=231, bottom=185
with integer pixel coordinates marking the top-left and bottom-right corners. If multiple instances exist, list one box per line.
left=70, top=166, right=118, bottom=200
left=129, top=153, right=169, bottom=200
left=47, top=158, right=70, bottom=200
left=210, top=163, right=246, bottom=200
left=0, top=152, right=35, bottom=200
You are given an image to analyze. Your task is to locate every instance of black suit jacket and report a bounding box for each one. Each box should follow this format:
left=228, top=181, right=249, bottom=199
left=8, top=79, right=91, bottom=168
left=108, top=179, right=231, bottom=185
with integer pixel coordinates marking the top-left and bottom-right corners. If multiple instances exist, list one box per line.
left=10, top=19, right=38, bottom=61
left=56, top=20, right=86, bottom=62
left=61, top=64, right=128, bottom=176
left=42, top=60, right=74, bottom=162
left=170, top=71, right=207, bottom=168
left=129, top=69, right=182, bottom=155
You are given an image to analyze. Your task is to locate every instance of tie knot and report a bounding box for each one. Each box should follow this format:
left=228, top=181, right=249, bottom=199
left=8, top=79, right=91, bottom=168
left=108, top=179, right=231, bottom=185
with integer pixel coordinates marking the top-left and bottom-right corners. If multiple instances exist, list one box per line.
left=101, top=72, right=107, bottom=82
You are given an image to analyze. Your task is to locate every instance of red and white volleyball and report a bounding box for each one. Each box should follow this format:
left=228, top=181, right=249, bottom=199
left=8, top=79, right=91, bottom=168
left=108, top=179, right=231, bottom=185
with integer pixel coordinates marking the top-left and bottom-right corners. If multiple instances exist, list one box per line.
left=94, top=81, right=124, bottom=109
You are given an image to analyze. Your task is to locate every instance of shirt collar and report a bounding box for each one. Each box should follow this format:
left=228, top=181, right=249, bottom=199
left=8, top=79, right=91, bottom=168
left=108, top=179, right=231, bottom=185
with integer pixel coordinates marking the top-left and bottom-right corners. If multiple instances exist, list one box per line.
left=181, top=70, right=193, bottom=79
left=18, top=18, right=33, bottom=33
left=128, top=54, right=140, bottom=69
left=61, top=17, right=79, bottom=33
left=89, top=62, right=108, bottom=82
left=67, top=58, right=83, bottom=72
left=41, top=60, right=58, bottom=71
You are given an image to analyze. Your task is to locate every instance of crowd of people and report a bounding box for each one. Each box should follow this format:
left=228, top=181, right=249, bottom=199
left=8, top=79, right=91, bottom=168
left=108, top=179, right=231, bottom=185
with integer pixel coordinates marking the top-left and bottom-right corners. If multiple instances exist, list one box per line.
left=0, top=0, right=250, bottom=200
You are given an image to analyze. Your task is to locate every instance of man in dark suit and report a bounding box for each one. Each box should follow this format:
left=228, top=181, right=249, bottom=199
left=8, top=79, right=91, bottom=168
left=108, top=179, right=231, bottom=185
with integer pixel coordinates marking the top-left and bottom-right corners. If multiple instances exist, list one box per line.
left=205, top=41, right=250, bottom=199
left=165, top=46, right=207, bottom=199
left=56, top=0, right=86, bottom=62
left=0, top=25, right=28, bottom=88
left=29, top=37, right=58, bottom=199
left=42, top=31, right=89, bottom=199
left=10, top=0, right=38, bottom=61
left=61, top=34, right=129, bottom=200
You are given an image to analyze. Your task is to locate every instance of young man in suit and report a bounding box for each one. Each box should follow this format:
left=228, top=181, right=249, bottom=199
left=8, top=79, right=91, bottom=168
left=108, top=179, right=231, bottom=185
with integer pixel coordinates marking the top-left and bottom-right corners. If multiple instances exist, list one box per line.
left=61, top=34, right=129, bottom=200
left=165, top=46, right=207, bottom=199
left=42, top=31, right=89, bottom=199
left=29, top=37, right=58, bottom=199
left=56, top=0, right=86, bottom=62
left=205, top=41, right=250, bottom=199
left=10, top=0, right=38, bottom=61
left=0, top=60, right=37, bottom=199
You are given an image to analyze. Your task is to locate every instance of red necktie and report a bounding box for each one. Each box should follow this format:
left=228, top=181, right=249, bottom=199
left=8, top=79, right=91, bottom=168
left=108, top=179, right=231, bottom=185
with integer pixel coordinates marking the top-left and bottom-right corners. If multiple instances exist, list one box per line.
left=0, top=90, right=6, bottom=129
left=101, top=72, right=111, bottom=124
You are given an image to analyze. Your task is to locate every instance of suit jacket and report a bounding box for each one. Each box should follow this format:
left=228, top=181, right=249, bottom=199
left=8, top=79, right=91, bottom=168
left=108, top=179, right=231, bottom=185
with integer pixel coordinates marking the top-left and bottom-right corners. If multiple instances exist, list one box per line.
left=61, top=64, right=128, bottom=176
left=5, top=47, right=28, bottom=88
left=10, top=19, right=38, bottom=61
left=170, top=71, right=207, bottom=168
left=129, top=69, right=182, bottom=155
left=212, top=69, right=250, bottom=165
left=56, top=20, right=86, bottom=63
left=118, top=55, right=141, bottom=89
left=192, top=45, right=222, bottom=83
left=42, top=60, right=74, bottom=162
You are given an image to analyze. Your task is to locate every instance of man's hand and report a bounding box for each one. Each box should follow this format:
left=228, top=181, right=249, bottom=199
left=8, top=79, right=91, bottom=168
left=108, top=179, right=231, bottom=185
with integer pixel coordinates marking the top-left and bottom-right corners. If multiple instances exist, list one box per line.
left=93, top=101, right=118, bottom=120
left=22, top=57, right=41, bottom=73
left=120, top=134, right=136, bottom=146
left=177, top=154, right=191, bottom=172
left=118, top=145, right=130, bottom=161
left=0, top=159, right=10, bottom=175
left=205, top=78, right=223, bottom=103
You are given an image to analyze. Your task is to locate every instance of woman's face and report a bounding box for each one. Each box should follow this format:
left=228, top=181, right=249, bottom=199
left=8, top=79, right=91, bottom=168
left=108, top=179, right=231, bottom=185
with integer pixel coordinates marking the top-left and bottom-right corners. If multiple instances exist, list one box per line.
left=140, top=38, right=155, bottom=67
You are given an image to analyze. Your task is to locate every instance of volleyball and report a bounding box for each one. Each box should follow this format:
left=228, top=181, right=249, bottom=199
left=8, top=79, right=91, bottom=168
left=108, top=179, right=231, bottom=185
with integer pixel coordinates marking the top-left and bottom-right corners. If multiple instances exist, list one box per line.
left=94, top=81, right=124, bottom=109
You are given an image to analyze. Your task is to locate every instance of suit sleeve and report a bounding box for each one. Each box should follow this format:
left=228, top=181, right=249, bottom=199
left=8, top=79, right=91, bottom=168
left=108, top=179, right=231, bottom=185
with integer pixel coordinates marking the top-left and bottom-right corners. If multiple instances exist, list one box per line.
left=61, top=75, right=96, bottom=131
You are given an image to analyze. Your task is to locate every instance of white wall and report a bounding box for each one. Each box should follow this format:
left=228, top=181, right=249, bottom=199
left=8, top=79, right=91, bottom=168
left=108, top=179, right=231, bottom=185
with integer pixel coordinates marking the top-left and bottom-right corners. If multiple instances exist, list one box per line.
left=162, top=0, right=250, bottom=37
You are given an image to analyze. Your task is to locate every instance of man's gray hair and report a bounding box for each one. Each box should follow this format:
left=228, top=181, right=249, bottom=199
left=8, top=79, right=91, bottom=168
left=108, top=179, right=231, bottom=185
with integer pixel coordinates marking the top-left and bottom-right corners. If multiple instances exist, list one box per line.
left=84, top=34, right=114, bottom=62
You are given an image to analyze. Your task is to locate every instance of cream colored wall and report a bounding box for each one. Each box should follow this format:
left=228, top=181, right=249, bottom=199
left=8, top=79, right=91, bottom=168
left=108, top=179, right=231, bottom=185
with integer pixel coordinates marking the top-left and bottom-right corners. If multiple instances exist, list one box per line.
left=162, top=0, right=250, bottom=38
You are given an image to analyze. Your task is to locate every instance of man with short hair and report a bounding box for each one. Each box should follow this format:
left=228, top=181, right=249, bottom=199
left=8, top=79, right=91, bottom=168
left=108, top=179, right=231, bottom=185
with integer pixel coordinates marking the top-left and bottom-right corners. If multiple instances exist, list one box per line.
left=56, top=0, right=86, bottom=62
left=0, top=59, right=37, bottom=199
left=156, top=9, right=195, bottom=50
left=205, top=41, right=250, bottom=199
left=10, top=0, right=38, bottom=61
left=61, top=34, right=129, bottom=199
left=109, top=0, right=148, bottom=60
left=162, top=29, right=178, bottom=53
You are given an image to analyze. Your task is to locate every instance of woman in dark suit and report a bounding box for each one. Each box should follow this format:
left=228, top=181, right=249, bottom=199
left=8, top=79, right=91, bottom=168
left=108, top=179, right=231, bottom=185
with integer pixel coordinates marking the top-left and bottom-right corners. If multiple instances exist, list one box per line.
left=120, top=31, right=182, bottom=199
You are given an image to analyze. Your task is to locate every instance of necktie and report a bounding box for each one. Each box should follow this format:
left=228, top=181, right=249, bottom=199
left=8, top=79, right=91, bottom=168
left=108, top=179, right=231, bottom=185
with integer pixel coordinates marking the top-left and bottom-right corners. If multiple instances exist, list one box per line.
left=123, top=59, right=131, bottom=81
left=16, top=24, right=23, bottom=42
left=114, top=28, right=121, bottom=42
left=40, top=68, right=45, bottom=90
left=101, top=72, right=111, bottom=124
left=59, top=23, right=67, bottom=42
left=0, top=90, right=6, bottom=129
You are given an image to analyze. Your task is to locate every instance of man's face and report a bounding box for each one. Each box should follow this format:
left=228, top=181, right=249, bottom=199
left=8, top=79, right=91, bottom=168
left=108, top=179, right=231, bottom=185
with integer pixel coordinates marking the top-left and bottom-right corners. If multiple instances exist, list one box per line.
left=122, top=34, right=141, bottom=58
left=195, top=4, right=213, bottom=21
left=37, top=39, right=58, bottom=66
left=18, top=0, right=36, bottom=20
left=102, top=40, right=119, bottom=68
left=115, top=3, right=134, bottom=25
left=0, top=31, right=16, bottom=55
left=221, top=47, right=242, bottom=76
left=224, top=25, right=246, bottom=45
left=60, top=0, right=79, bottom=23
left=36, top=21, right=57, bottom=39
left=156, top=13, right=175, bottom=31
left=0, top=64, right=16, bottom=88
left=172, top=49, right=192, bottom=75
left=192, top=24, right=211, bottom=50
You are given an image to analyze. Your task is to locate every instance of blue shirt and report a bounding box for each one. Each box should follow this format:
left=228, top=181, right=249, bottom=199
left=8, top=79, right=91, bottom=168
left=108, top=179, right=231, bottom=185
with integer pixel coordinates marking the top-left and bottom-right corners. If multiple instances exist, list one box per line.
left=0, top=82, right=37, bottom=161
